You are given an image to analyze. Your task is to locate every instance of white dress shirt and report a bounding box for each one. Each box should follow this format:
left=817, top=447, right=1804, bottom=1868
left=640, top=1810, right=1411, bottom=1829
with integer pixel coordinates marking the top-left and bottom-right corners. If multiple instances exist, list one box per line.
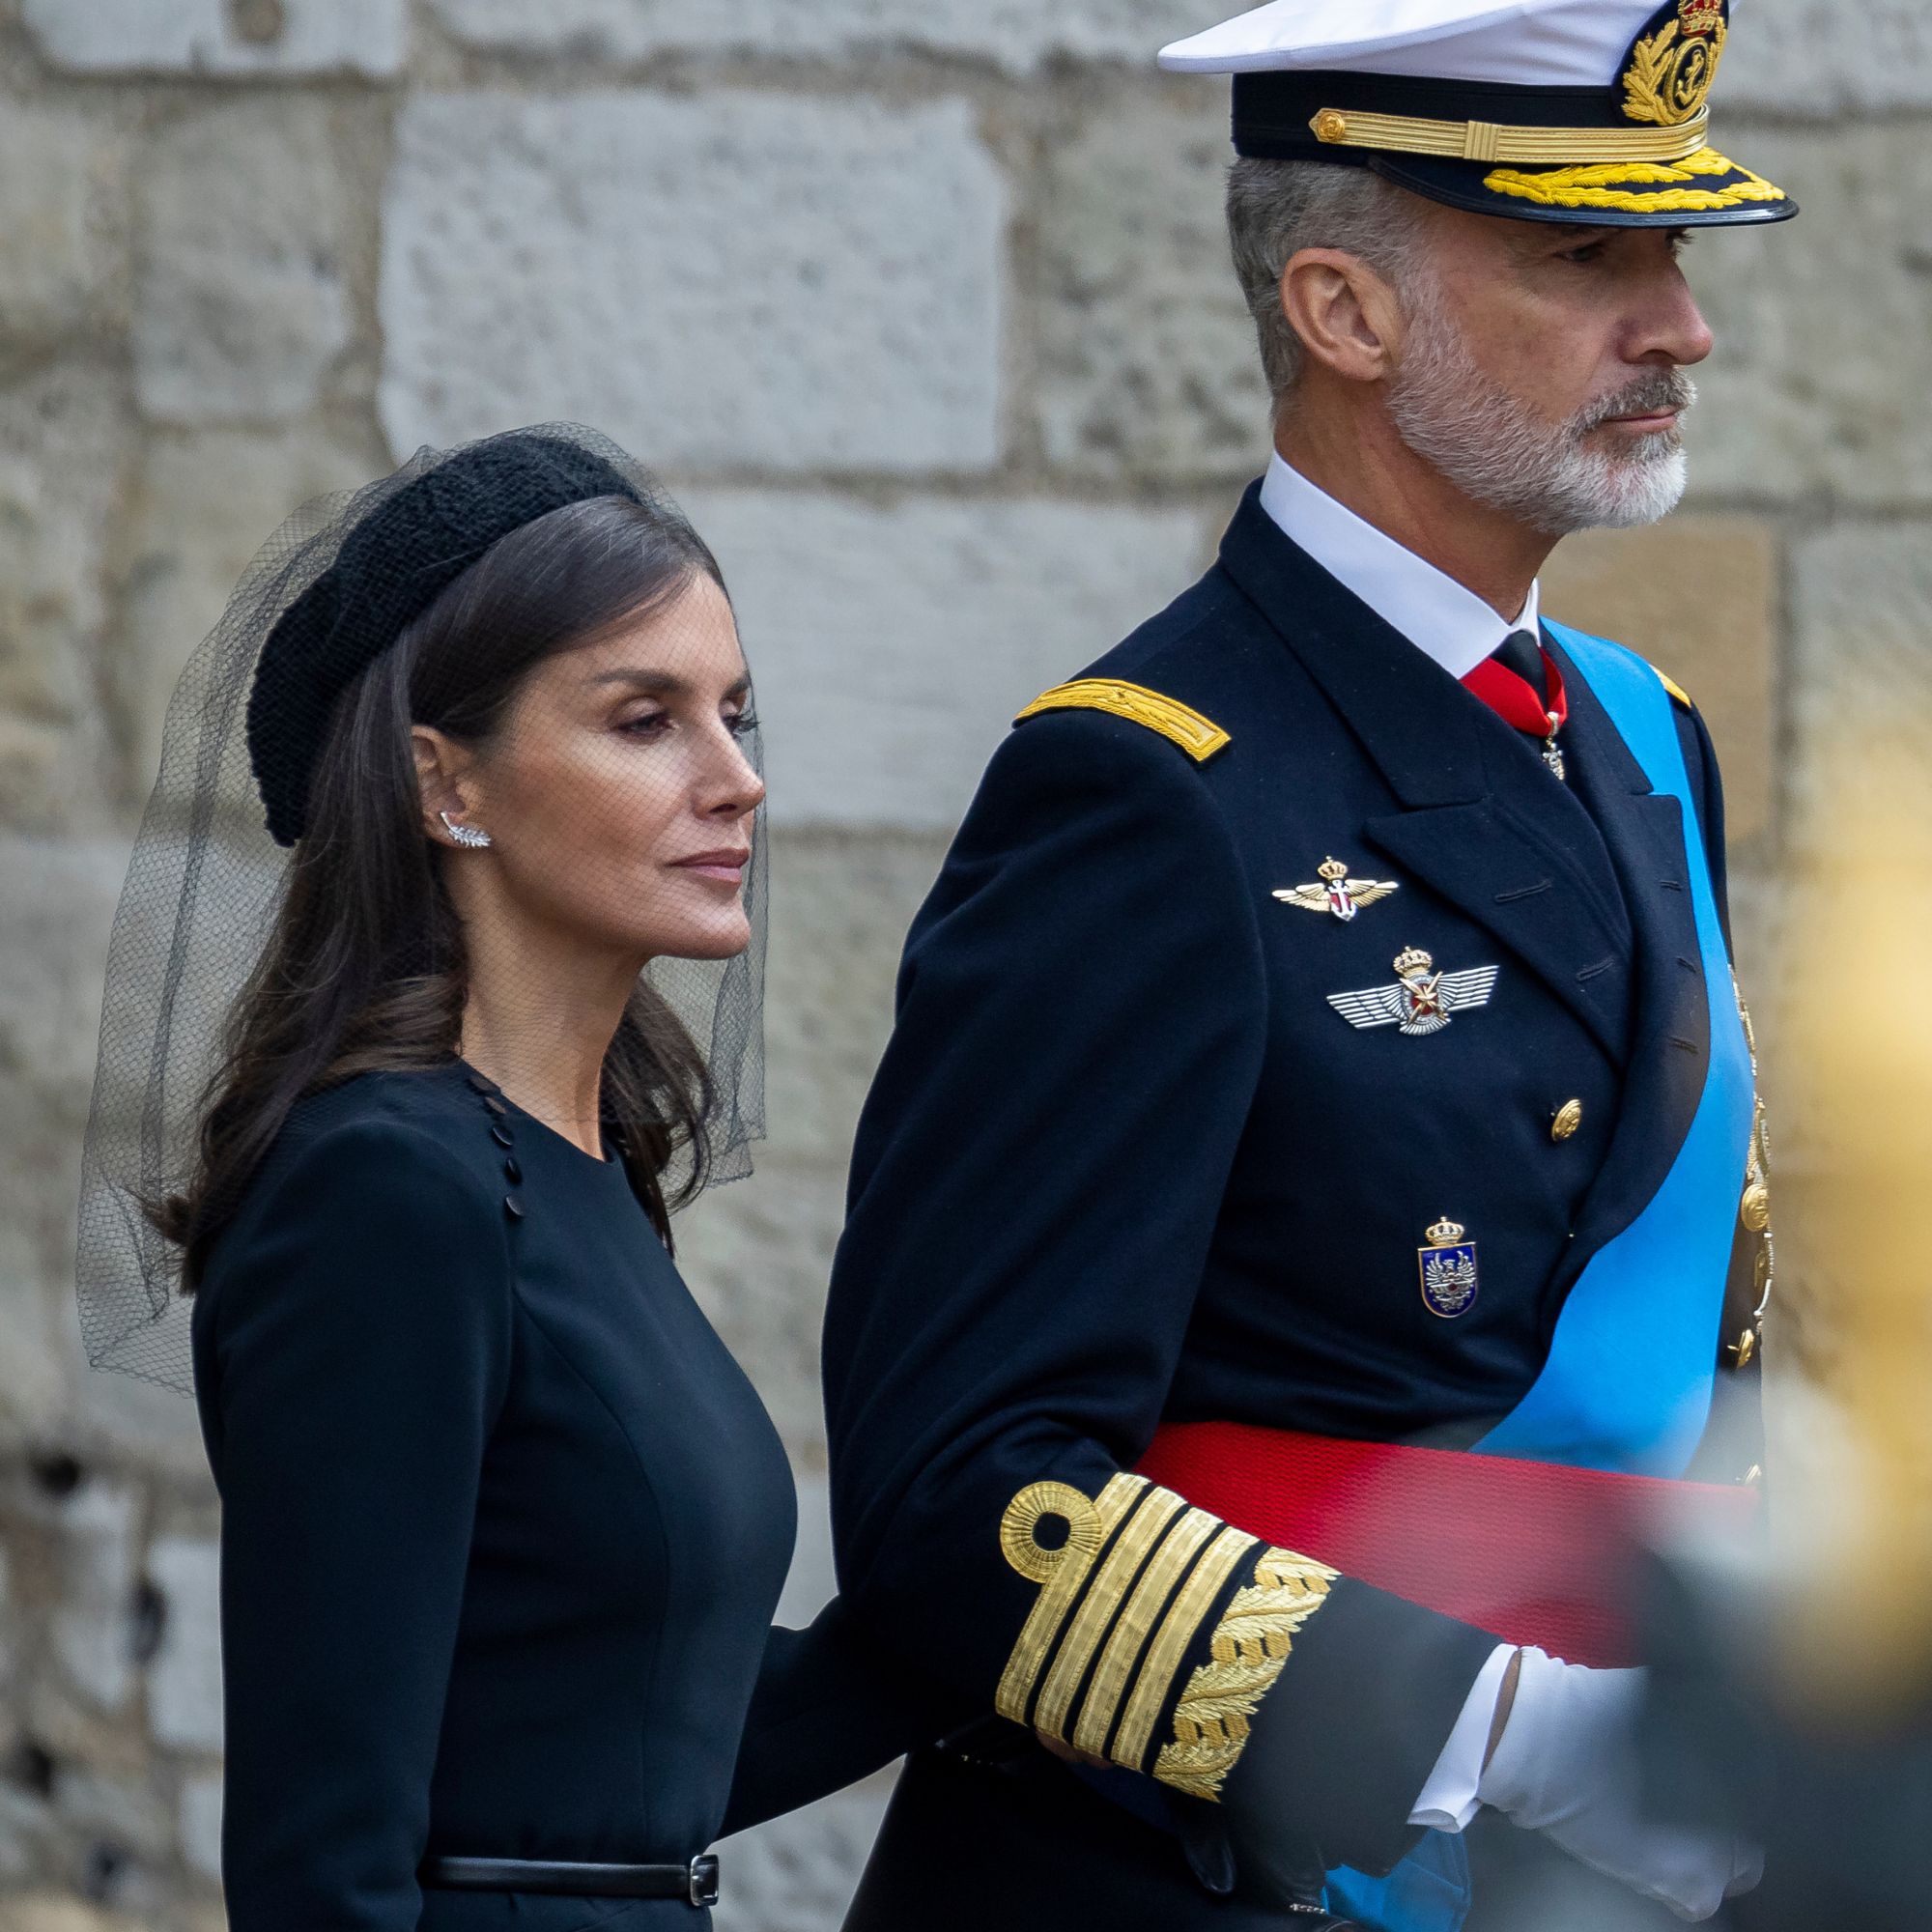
left=1260, top=448, right=1524, bottom=1834
left=1258, top=451, right=1540, bottom=673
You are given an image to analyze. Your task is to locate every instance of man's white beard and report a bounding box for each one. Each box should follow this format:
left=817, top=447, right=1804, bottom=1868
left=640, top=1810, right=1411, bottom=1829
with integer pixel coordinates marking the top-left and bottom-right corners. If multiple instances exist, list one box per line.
left=1386, top=285, right=1695, bottom=537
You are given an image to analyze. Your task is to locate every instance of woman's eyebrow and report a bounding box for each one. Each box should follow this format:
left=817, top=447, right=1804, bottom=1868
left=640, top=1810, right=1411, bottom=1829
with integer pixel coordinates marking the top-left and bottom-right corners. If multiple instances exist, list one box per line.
left=586, top=668, right=753, bottom=702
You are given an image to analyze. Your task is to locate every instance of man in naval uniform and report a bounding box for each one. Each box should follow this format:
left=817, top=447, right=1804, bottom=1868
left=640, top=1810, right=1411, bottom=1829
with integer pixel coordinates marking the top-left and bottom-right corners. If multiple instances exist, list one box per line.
left=820, top=3, right=1791, bottom=1927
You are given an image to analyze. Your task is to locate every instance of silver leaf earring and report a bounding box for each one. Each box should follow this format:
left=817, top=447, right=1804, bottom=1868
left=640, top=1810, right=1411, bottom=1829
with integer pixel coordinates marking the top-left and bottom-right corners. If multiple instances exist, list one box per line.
left=439, top=810, right=493, bottom=850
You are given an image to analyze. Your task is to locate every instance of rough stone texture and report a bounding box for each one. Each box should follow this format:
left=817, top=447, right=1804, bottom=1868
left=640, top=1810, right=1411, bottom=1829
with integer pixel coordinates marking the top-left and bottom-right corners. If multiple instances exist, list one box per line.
left=21, top=0, right=407, bottom=77
left=142, top=1540, right=220, bottom=1755
left=425, top=0, right=1208, bottom=71
left=753, top=832, right=945, bottom=1166
left=1722, top=0, right=1932, bottom=114
left=715, top=1777, right=895, bottom=1932
left=1787, top=522, right=1932, bottom=859
left=1542, top=515, right=1779, bottom=850
left=46, top=1487, right=140, bottom=1719
left=679, top=491, right=1215, bottom=828
left=175, top=1777, right=219, bottom=1885
left=1691, top=125, right=1932, bottom=508
left=119, top=424, right=384, bottom=792
left=380, top=93, right=1005, bottom=475
left=1037, top=93, right=1272, bottom=480
left=0, top=839, right=133, bottom=1448
left=0, top=108, right=126, bottom=358
left=0, top=369, right=128, bottom=837
left=134, top=100, right=355, bottom=427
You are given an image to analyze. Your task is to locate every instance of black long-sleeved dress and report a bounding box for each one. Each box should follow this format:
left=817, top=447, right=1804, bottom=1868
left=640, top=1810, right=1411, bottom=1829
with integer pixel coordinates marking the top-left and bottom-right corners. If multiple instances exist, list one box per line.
left=191, top=1059, right=924, bottom=1930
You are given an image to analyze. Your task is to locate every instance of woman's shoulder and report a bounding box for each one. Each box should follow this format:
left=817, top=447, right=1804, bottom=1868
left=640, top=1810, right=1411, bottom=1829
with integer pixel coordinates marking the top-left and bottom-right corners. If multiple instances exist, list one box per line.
left=207, top=1065, right=506, bottom=1278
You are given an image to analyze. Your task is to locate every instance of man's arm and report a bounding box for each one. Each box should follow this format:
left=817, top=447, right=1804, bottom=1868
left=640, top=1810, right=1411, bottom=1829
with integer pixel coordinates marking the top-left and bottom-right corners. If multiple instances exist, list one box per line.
left=823, top=701, right=1494, bottom=1874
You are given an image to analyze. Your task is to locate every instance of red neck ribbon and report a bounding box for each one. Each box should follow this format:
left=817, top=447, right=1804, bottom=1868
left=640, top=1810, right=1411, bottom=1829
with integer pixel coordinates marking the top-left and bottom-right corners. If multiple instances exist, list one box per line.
left=1463, top=647, right=1568, bottom=739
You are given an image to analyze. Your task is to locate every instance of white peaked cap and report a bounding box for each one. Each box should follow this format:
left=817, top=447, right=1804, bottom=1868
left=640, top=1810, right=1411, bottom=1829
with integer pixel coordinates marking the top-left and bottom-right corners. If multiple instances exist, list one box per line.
left=1160, top=0, right=1667, bottom=85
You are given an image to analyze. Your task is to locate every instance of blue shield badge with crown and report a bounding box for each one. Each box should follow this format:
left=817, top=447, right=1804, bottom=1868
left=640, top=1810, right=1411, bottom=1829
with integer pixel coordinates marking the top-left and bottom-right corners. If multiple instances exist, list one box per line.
left=1418, top=1218, right=1479, bottom=1320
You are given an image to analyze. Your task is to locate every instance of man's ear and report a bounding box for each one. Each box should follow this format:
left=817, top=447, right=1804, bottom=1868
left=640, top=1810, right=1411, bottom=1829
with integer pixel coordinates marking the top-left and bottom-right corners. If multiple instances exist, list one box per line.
left=412, top=724, right=480, bottom=842
left=1278, top=248, right=1406, bottom=385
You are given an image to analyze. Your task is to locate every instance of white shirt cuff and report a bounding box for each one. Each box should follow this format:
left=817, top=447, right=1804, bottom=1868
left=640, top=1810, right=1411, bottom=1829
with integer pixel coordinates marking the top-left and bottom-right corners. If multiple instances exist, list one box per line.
left=1407, top=1642, right=1517, bottom=1833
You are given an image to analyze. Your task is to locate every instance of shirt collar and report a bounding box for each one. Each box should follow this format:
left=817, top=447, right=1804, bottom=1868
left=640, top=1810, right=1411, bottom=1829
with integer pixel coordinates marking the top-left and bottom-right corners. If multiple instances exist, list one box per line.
left=1258, top=452, right=1540, bottom=682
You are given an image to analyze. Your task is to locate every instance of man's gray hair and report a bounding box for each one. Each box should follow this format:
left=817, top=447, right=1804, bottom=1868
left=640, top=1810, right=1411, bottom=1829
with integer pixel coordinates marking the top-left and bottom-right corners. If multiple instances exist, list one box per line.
left=1226, top=159, right=1431, bottom=404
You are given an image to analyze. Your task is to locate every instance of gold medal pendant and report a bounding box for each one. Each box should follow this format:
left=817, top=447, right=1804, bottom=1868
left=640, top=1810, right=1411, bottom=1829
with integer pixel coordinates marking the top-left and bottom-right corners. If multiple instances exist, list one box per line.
left=1419, top=1218, right=1479, bottom=1319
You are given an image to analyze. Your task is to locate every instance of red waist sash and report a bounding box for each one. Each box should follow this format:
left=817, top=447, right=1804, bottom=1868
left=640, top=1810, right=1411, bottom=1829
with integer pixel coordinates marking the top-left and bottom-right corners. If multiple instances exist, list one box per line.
left=1137, top=1421, right=1759, bottom=1668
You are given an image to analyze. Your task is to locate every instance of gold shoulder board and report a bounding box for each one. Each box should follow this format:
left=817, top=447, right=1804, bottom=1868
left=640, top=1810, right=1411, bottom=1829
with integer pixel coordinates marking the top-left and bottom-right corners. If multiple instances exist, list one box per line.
left=1014, top=679, right=1231, bottom=764
left=1658, top=670, right=1694, bottom=709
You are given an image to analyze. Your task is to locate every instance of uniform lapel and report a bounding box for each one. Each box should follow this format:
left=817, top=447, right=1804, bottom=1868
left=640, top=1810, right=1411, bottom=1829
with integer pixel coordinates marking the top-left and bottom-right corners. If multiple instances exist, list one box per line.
left=1544, top=632, right=1711, bottom=1263
left=1216, top=489, right=1634, bottom=1060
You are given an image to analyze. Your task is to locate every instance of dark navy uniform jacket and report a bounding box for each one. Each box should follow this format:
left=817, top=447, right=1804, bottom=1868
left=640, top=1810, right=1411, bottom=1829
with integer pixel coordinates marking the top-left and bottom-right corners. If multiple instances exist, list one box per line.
left=823, top=484, right=1748, bottom=1920
left=191, top=1061, right=934, bottom=1932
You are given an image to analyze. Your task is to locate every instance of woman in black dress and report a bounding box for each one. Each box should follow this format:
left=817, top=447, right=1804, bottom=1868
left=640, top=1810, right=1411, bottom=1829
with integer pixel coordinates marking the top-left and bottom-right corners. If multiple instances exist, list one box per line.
left=76, top=427, right=948, bottom=1927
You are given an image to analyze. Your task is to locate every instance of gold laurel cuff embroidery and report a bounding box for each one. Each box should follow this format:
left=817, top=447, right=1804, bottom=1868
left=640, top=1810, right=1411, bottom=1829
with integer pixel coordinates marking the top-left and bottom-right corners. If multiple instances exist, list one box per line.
left=1034, top=1486, right=1189, bottom=1745
left=1113, top=1523, right=1258, bottom=1775
left=994, top=1474, right=1147, bottom=1725
left=1073, top=1505, right=1224, bottom=1762
left=1484, top=148, right=1787, bottom=215
left=1014, top=680, right=1232, bottom=763
left=1151, top=1548, right=1340, bottom=1802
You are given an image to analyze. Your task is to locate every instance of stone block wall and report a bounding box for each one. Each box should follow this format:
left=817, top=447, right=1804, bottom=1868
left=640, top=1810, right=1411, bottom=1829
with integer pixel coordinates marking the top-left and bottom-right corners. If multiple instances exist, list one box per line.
left=0, top=2, right=1924, bottom=1925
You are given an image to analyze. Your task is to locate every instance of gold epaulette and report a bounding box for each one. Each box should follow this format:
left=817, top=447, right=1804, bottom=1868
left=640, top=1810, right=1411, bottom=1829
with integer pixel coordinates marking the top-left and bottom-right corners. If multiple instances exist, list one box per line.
left=994, top=1476, right=1334, bottom=1802
left=1658, top=670, right=1694, bottom=709
left=1014, top=680, right=1231, bottom=764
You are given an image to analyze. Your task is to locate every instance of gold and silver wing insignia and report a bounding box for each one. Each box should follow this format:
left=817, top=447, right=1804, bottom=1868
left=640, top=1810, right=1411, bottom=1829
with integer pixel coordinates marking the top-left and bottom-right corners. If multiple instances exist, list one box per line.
left=1324, top=981, right=1411, bottom=1030
left=1436, top=966, right=1501, bottom=1014
left=1273, top=882, right=1335, bottom=914
left=1347, top=879, right=1399, bottom=910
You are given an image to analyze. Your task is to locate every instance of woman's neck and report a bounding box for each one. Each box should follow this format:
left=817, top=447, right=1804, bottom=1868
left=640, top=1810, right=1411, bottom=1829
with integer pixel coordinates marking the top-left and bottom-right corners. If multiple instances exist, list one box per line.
left=457, top=926, right=641, bottom=1159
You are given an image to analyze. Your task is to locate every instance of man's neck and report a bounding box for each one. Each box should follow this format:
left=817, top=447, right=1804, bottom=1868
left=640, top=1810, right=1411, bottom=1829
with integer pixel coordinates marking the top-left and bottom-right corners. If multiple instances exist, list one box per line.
left=1275, top=410, right=1555, bottom=623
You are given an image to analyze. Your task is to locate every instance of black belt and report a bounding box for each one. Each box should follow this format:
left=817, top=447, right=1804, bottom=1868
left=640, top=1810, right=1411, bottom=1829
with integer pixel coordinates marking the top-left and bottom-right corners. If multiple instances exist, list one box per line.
left=420, top=1855, right=720, bottom=1908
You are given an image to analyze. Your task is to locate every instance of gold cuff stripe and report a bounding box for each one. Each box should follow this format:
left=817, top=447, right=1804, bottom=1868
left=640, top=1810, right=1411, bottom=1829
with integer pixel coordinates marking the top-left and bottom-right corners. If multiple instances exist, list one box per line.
left=1014, top=680, right=1231, bottom=763
left=1152, top=1548, right=1340, bottom=1802
left=1113, top=1523, right=1258, bottom=1775
left=1483, top=148, right=1787, bottom=215
left=1311, top=104, right=1710, bottom=166
left=994, top=1474, right=1147, bottom=1724
left=1034, top=1487, right=1189, bottom=1744
left=1073, top=1505, right=1224, bottom=1762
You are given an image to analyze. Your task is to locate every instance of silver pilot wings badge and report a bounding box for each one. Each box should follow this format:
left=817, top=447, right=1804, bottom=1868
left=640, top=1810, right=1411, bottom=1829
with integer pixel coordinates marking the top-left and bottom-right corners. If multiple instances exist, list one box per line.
left=1327, top=948, right=1499, bottom=1037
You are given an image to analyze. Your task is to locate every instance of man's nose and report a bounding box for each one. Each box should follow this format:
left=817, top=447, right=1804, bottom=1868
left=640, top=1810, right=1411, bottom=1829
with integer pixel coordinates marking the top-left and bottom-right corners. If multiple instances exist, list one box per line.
left=1637, top=269, right=1715, bottom=369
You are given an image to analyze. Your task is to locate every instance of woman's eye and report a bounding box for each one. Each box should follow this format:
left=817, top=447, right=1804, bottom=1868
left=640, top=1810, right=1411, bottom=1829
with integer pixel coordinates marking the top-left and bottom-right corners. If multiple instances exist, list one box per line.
left=727, top=710, right=760, bottom=739
left=619, top=711, right=671, bottom=737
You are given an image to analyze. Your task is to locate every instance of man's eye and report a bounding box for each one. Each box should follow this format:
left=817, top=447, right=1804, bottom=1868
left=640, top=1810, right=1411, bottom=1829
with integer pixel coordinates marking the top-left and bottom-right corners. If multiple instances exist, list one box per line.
left=1560, top=243, right=1605, bottom=265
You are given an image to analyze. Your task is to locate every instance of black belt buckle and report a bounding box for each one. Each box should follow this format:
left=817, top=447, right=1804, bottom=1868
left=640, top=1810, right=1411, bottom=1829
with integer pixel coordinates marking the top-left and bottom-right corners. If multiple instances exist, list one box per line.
left=687, top=1854, right=720, bottom=1909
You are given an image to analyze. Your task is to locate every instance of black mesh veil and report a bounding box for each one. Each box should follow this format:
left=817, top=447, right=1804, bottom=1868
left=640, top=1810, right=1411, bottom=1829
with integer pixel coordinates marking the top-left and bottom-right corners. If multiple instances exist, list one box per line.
left=77, top=424, right=767, bottom=1394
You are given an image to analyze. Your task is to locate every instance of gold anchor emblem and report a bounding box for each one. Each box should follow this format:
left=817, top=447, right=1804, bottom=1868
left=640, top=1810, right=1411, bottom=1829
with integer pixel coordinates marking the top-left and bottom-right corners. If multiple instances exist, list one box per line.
left=1274, top=858, right=1400, bottom=923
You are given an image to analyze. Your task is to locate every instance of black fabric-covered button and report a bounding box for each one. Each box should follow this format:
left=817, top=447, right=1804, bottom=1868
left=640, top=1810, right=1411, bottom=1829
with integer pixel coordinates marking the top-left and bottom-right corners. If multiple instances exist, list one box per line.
left=491, top=1123, right=514, bottom=1149
left=482, top=1094, right=508, bottom=1115
left=503, top=1156, right=522, bottom=1184
left=467, top=1070, right=497, bottom=1094
left=503, top=1193, right=526, bottom=1221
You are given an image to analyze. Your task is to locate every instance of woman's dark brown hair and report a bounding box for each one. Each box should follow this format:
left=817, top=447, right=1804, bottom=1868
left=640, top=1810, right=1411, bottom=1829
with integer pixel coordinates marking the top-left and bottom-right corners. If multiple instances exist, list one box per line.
left=155, top=494, right=729, bottom=1287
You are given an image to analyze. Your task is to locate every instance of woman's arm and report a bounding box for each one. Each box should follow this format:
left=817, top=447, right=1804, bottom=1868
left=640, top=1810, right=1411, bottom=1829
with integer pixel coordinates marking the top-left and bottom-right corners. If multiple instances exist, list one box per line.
left=201, top=1115, right=513, bottom=1930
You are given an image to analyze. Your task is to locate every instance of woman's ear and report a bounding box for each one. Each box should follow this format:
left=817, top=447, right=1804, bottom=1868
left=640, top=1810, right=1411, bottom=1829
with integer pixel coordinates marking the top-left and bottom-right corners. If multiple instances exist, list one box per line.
left=1278, top=248, right=1406, bottom=386
left=412, top=725, right=481, bottom=847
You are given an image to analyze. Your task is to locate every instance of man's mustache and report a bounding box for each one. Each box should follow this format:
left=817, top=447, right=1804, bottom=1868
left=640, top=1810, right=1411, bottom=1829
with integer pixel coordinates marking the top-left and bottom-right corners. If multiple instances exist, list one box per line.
left=1576, top=369, right=1698, bottom=435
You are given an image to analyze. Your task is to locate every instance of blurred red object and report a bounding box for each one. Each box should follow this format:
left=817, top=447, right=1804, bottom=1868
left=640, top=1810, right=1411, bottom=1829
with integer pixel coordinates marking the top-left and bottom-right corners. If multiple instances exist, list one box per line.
left=1139, top=1421, right=1760, bottom=1667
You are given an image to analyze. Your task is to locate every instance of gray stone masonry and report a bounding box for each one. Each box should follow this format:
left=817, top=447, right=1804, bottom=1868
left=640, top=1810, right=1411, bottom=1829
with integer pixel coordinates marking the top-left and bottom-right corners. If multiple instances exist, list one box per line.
left=0, top=0, right=1924, bottom=1925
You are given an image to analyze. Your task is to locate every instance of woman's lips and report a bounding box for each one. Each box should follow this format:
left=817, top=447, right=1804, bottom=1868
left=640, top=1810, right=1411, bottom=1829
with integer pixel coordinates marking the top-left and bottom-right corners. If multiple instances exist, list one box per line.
left=671, top=849, right=751, bottom=883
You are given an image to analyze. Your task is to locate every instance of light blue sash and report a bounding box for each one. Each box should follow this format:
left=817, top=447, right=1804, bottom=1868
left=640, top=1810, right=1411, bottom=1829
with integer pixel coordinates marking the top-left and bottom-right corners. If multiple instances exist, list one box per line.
left=1325, top=627, right=1755, bottom=1931
left=1474, top=625, right=1754, bottom=1478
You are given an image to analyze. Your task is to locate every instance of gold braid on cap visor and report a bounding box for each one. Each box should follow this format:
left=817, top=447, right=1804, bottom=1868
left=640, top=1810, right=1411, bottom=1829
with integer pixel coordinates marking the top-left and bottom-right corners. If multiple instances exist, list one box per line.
left=1307, top=105, right=1712, bottom=166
